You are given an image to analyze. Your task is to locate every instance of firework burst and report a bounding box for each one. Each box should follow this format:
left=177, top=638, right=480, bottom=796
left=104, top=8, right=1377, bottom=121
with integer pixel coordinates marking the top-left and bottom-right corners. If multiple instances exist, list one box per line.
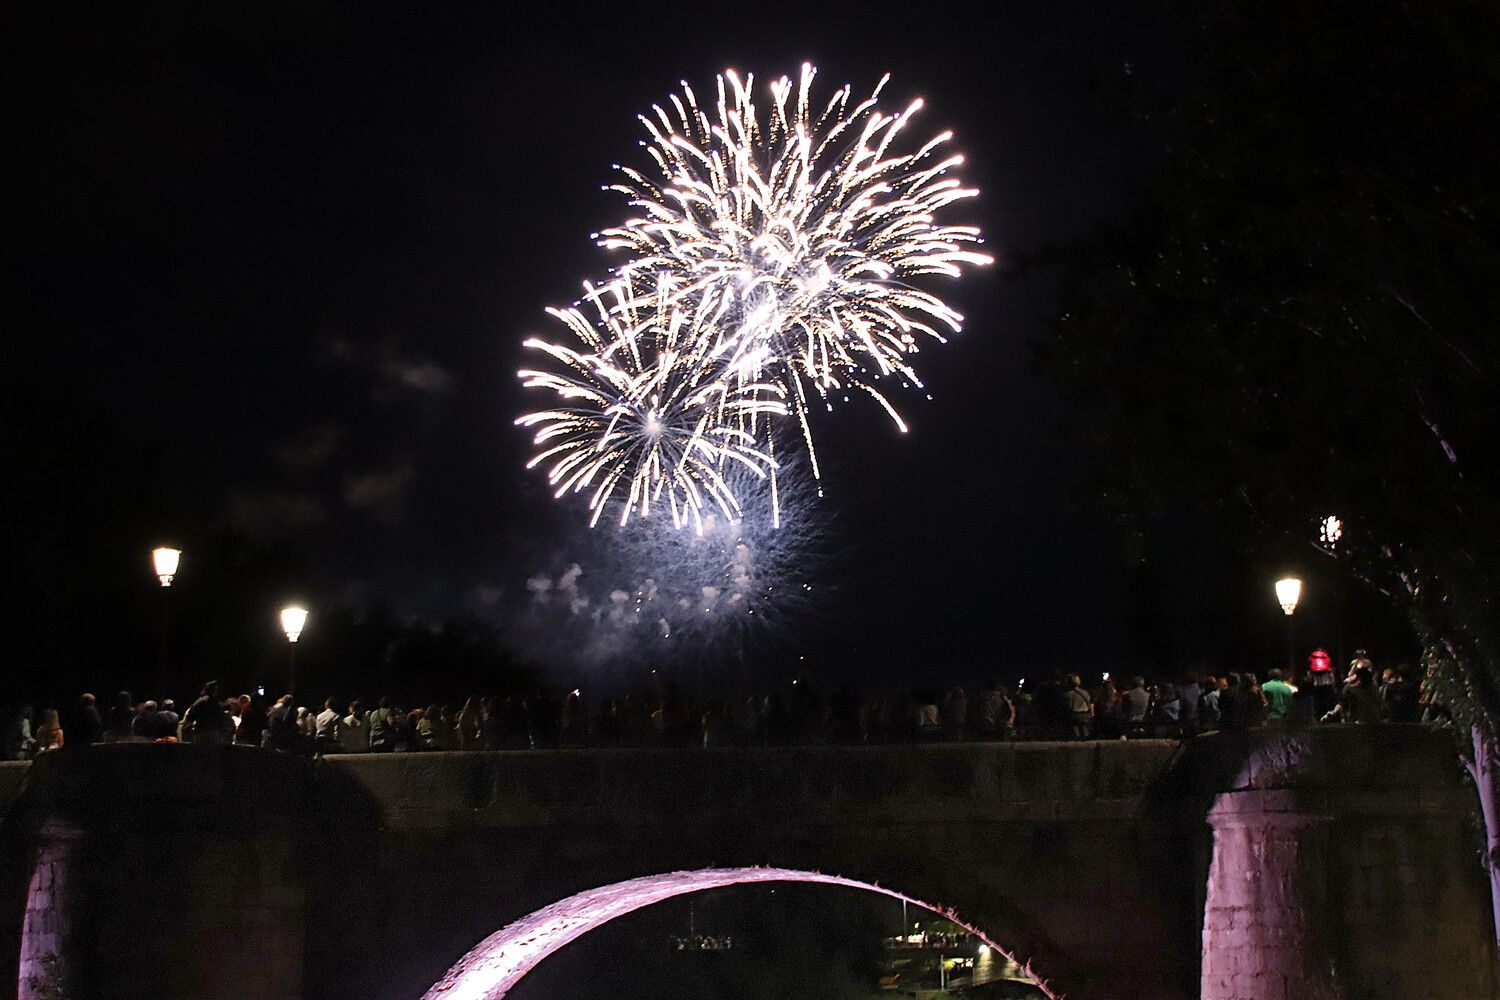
left=598, top=63, right=991, bottom=469
left=518, top=65, right=988, bottom=526
left=516, top=280, right=785, bottom=528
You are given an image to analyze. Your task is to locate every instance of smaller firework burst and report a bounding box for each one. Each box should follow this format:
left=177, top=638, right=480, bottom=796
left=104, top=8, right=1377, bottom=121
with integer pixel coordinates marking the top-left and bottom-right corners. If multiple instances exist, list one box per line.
left=516, top=280, right=785, bottom=528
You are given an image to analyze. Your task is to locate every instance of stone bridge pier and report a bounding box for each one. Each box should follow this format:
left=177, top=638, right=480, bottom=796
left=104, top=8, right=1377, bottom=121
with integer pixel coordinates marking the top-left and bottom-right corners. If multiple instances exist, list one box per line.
left=1188, top=728, right=1494, bottom=1000
left=0, top=727, right=1492, bottom=1000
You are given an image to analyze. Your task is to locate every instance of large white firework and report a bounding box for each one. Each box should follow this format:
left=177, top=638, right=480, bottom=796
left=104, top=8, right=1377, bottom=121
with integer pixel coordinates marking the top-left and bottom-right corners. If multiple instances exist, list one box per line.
left=516, top=280, right=785, bottom=528
left=598, top=63, right=991, bottom=475
left=518, top=66, right=988, bottom=527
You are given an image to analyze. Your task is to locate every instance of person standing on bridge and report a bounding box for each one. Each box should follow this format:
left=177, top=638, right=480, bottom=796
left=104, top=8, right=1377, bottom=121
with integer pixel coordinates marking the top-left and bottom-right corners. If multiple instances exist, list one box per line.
left=456, top=697, right=483, bottom=750
left=1065, top=675, right=1093, bottom=739
left=341, top=702, right=368, bottom=753
left=182, top=682, right=234, bottom=745
left=68, top=693, right=102, bottom=746
left=1123, top=677, right=1151, bottom=738
left=974, top=681, right=1015, bottom=740
left=265, top=694, right=300, bottom=752
left=1322, top=665, right=1384, bottom=724
left=102, top=691, right=135, bottom=743
left=1177, top=676, right=1202, bottom=736
left=1261, top=669, right=1296, bottom=722
left=2, top=706, right=36, bottom=759
left=315, top=698, right=342, bottom=754
left=236, top=694, right=267, bottom=747
left=35, top=709, right=64, bottom=751
left=1308, top=648, right=1337, bottom=718
left=367, top=697, right=398, bottom=752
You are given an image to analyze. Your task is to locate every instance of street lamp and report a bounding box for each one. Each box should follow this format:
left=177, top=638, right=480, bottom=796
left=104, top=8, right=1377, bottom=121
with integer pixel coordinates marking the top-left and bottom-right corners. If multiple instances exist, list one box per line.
left=1275, top=577, right=1302, bottom=673
left=152, top=547, right=181, bottom=587
left=281, top=606, right=308, bottom=695
left=152, top=547, right=182, bottom=696
left=1275, top=577, right=1302, bottom=615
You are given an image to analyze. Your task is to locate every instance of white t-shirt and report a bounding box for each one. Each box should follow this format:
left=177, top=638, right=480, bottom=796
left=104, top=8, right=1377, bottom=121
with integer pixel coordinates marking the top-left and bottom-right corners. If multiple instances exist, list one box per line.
left=341, top=713, right=368, bottom=752
left=315, top=708, right=340, bottom=738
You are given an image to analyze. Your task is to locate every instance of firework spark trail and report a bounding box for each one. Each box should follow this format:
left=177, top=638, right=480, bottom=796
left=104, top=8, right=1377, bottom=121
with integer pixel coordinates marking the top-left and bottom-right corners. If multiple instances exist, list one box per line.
left=516, top=280, right=785, bottom=529
left=518, top=65, right=988, bottom=528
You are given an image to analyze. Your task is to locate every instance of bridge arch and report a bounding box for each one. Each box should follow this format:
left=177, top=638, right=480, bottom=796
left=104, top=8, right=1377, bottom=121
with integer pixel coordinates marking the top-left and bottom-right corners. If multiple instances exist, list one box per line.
left=420, top=867, right=1056, bottom=1000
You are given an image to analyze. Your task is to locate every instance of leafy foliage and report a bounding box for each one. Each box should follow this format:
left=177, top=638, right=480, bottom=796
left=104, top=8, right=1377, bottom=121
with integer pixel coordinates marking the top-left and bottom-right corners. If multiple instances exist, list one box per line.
left=1042, top=0, right=1500, bottom=725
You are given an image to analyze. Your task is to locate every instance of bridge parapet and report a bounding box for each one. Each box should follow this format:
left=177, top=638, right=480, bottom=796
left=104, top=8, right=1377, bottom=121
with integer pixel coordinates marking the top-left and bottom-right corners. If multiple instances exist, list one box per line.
left=0, top=728, right=1490, bottom=1000
left=319, top=739, right=1183, bottom=831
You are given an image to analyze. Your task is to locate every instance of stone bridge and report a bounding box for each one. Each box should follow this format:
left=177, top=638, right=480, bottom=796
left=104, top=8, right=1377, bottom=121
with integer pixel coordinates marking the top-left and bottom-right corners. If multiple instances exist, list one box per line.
left=0, top=727, right=1491, bottom=1000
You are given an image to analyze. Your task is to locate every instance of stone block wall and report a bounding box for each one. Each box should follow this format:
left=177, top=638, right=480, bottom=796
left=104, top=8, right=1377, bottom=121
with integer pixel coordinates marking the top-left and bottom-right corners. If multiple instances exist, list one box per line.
left=4, top=746, right=312, bottom=1000
left=1, top=730, right=1493, bottom=1000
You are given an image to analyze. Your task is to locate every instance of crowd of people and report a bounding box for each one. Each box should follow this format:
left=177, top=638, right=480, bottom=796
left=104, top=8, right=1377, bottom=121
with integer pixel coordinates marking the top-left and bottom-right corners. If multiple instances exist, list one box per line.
left=1, top=649, right=1451, bottom=760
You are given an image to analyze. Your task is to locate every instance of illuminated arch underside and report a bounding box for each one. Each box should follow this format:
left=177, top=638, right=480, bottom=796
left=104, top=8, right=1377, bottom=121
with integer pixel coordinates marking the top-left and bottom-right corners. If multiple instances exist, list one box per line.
left=421, top=866, right=1055, bottom=1000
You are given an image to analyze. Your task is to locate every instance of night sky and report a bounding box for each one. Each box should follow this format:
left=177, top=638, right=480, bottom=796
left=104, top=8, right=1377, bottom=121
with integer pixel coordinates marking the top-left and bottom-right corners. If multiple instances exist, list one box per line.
left=11, top=2, right=1405, bottom=697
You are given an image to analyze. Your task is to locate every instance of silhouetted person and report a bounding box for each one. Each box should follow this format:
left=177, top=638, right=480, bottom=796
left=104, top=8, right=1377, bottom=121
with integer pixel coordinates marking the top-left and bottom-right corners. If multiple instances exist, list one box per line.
left=1262, top=669, right=1295, bottom=722
left=1240, top=673, right=1266, bottom=728
left=367, top=697, right=398, bottom=752
left=456, top=697, right=483, bottom=750
left=131, top=701, right=159, bottom=740
left=341, top=702, right=368, bottom=753
left=182, top=681, right=233, bottom=745
left=1123, top=677, right=1151, bottom=737
left=35, top=709, right=64, bottom=751
left=1201, top=676, right=1223, bottom=729
left=2, top=706, right=35, bottom=759
left=1384, top=664, right=1421, bottom=723
left=975, top=681, right=1010, bottom=740
left=1093, top=679, right=1122, bottom=739
left=315, top=698, right=342, bottom=753
left=265, top=694, right=300, bottom=752
left=944, top=685, right=970, bottom=741
left=1308, top=648, right=1337, bottom=718
left=1177, top=677, right=1202, bottom=736
left=914, top=690, right=942, bottom=741
left=69, top=693, right=102, bottom=746
left=236, top=695, right=267, bottom=746
left=1153, top=683, right=1181, bottom=737
left=1219, top=673, right=1247, bottom=731
left=1064, top=675, right=1092, bottom=739
left=102, top=691, right=135, bottom=743
left=1036, top=673, right=1069, bottom=740
left=1323, top=665, right=1384, bottom=724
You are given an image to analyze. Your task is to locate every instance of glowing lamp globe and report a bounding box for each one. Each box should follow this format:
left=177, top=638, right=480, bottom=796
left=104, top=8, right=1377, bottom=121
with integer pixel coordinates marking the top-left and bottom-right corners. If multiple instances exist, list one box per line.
left=152, top=547, right=181, bottom=587
left=280, top=606, right=309, bottom=643
left=1275, top=577, right=1302, bottom=616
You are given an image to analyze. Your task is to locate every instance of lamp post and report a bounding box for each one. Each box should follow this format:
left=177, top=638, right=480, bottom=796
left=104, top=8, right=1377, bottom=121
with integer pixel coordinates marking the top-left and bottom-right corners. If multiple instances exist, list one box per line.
left=1318, top=516, right=1346, bottom=667
left=1275, top=577, right=1302, bottom=674
left=152, top=547, right=181, bottom=695
left=280, top=606, right=308, bottom=697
